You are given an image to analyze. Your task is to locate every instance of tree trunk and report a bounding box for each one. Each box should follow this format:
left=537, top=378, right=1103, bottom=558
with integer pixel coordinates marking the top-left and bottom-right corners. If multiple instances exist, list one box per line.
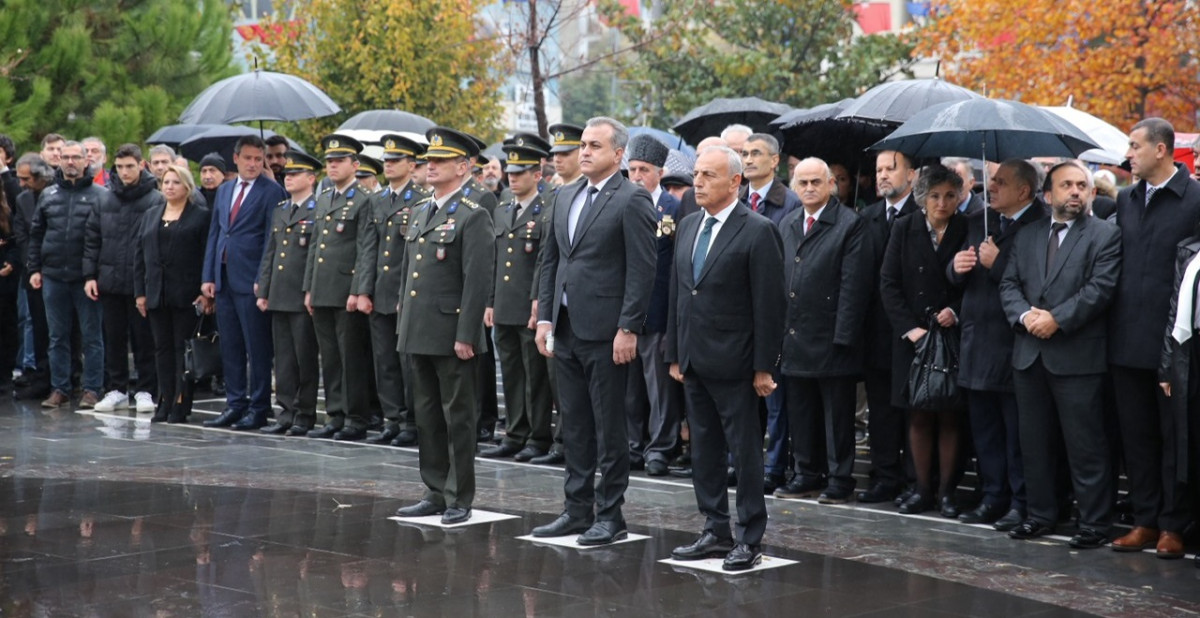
left=529, top=0, right=548, bottom=137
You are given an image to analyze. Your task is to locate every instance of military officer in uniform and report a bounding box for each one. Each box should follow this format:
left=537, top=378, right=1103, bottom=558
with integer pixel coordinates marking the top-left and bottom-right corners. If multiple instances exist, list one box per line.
left=302, top=134, right=378, bottom=441
left=481, top=143, right=554, bottom=461
left=365, top=134, right=429, bottom=447
left=256, top=151, right=322, bottom=436
left=356, top=154, right=383, bottom=193
left=394, top=127, right=494, bottom=525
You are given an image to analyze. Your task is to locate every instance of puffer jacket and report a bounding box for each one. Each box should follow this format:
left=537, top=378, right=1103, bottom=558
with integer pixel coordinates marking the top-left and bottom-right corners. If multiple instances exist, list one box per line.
left=98, top=168, right=164, bottom=294
left=27, top=171, right=106, bottom=283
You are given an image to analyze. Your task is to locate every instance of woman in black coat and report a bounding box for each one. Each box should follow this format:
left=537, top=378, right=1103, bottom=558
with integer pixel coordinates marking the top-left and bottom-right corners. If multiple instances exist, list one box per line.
left=879, top=164, right=968, bottom=517
left=134, top=165, right=212, bottom=423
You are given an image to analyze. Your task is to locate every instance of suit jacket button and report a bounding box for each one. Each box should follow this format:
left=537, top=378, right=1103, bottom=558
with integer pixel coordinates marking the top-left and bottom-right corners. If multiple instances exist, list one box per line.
left=789, top=328, right=795, bottom=334
left=508, top=233, right=515, bottom=239
left=505, top=261, right=511, bottom=267
left=279, top=253, right=285, bottom=258
left=789, top=292, right=795, bottom=298
left=383, top=265, right=389, bottom=271
left=412, top=272, right=419, bottom=279
left=416, top=254, right=423, bottom=260
left=283, top=240, right=289, bottom=246
left=508, top=247, right=514, bottom=253
left=691, top=290, right=697, bottom=296
left=277, top=265, right=283, bottom=271
left=794, top=257, right=800, bottom=263
left=384, top=251, right=390, bottom=257
left=410, top=290, right=417, bottom=297
left=318, top=257, right=324, bottom=263
left=503, top=275, right=510, bottom=282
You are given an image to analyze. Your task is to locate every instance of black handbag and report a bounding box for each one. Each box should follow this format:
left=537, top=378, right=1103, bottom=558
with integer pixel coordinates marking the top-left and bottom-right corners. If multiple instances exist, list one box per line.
left=184, top=312, right=222, bottom=382
left=906, top=318, right=962, bottom=411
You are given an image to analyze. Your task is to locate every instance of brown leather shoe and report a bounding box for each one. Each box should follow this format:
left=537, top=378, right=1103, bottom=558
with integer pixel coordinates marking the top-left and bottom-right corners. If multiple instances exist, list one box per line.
left=1156, top=531, right=1185, bottom=559
left=1111, top=526, right=1159, bottom=552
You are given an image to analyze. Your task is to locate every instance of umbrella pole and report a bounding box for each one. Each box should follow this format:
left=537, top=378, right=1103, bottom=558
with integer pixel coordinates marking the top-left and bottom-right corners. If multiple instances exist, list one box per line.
left=259, top=120, right=265, bottom=140
left=981, top=139, right=989, bottom=239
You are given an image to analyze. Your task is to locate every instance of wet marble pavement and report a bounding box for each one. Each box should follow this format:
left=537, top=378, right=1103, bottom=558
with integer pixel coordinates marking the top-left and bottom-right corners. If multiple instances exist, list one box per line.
left=1, top=397, right=1198, bottom=617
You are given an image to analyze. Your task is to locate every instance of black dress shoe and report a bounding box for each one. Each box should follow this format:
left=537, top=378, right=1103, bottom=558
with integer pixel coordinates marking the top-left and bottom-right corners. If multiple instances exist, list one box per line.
left=894, top=487, right=915, bottom=507
left=898, top=492, right=935, bottom=514
left=259, top=422, right=291, bottom=435
left=231, top=413, right=267, bottom=431
left=395, top=500, right=445, bottom=517
left=477, top=428, right=495, bottom=443
left=333, top=427, right=367, bottom=441
left=959, top=503, right=1006, bottom=524
left=391, top=430, right=418, bottom=447
left=774, top=477, right=825, bottom=499
left=287, top=425, right=311, bottom=437
left=763, top=473, right=785, bottom=495
left=308, top=425, right=341, bottom=439
left=993, top=508, right=1025, bottom=531
left=646, top=460, right=669, bottom=477
left=1068, top=528, right=1108, bottom=549
left=577, top=520, right=627, bottom=546
left=150, top=411, right=169, bottom=423
left=857, top=482, right=902, bottom=504
left=480, top=443, right=522, bottom=458
left=203, top=409, right=244, bottom=428
left=367, top=425, right=400, bottom=445
left=441, top=507, right=472, bottom=525
left=671, top=531, right=735, bottom=560
left=531, top=513, right=593, bottom=537
left=1008, top=519, right=1054, bottom=540
left=668, top=467, right=693, bottom=478
left=166, top=411, right=190, bottom=424
left=722, top=544, right=763, bottom=571
left=630, top=459, right=645, bottom=471
left=818, top=486, right=854, bottom=505
left=530, top=450, right=565, bottom=465
left=939, top=495, right=961, bottom=518
left=513, top=446, right=546, bottom=462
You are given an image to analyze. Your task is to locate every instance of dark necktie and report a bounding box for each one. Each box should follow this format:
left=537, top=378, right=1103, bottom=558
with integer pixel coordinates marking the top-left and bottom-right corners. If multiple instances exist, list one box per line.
left=230, top=181, right=248, bottom=223
left=1046, top=221, right=1067, bottom=275
left=887, top=206, right=897, bottom=225
left=999, top=215, right=1011, bottom=234
left=571, top=187, right=597, bottom=242
left=1146, top=185, right=1158, bottom=207
left=692, top=216, right=717, bottom=280
left=750, top=193, right=761, bottom=213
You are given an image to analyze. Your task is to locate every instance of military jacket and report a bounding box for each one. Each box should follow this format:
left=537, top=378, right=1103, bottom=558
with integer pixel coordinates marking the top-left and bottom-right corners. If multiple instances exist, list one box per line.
left=302, top=181, right=378, bottom=307
left=489, top=193, right=552, bottom=326
left=396, top=187, right=494, bottom=356
left=464, top=177, right=499, bottom=215
left=257, top=195, right=318, bottom=312
left=372, top=180, right=429, bottom=314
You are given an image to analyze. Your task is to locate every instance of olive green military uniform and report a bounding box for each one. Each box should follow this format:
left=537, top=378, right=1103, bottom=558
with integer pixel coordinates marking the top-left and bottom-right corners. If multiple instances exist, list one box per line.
left=302, top=180, right=378, bottom=434
left=490, top=191, right=554, bottom=452
left=256, top=193, right=320, bottom=429
left=397, top=187, right=494, bottom=510
left=371, top=179, right=429, bottom=433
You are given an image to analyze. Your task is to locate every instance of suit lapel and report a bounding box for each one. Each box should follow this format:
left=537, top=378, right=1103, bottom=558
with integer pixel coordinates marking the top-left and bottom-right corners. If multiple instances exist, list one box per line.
left=697, top=208, right=746, bottom=284
left=679, top=214, right=701, bottom=287
left=557, top=179, right=585, bottom=256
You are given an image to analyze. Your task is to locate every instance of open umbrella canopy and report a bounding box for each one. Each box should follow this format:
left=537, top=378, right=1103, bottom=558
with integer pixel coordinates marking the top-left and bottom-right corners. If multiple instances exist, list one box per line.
left=337, top=110, right=436, bottom=134
left=671, top=97, right=793, bottom=145
left=627, top=126, right=696, bottom=160
left=146, top=124, right=221, bottom=148
left=179, top=70, right=341, bottom=125
left=1039, top=106, right=1129, bottom=165
left=179, top=125, right=303, bottom=165
left=837, top=79, right=982, bottom=126
left=769, top=98, right=884, bottom=166
left=870, top=98, right=1101, bottom=162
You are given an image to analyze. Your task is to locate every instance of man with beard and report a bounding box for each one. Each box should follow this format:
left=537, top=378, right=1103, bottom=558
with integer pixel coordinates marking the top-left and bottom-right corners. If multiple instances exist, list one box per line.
left=198, top=153, right=226, bottom=209
left=12, top=154, right=54, bottom=400
left=265, top=135, right=290, bottom=184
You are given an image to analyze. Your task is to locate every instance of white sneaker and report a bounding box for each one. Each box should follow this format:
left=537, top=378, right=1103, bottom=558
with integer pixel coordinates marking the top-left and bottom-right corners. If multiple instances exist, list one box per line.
left=93, top=390, right=129, bottom=412
left=134, top=391, right=156, bottom=413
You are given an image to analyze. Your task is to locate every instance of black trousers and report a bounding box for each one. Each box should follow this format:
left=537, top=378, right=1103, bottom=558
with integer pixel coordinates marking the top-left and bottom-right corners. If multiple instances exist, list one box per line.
left=24, top=284, right=49, bottom=373
left=147, top=307, right=195, bottom=418
left=101, top=294, right=155, bottom=394
left=477, top=325, right=499, bottom=433
left=1014, top=359, right=1112, bottom=531
left=370, top=311, right=412, bottom=431
left=787, top=375, right=857, bottom=490
left=494, top=322, right=553, bottom=450
left=966, top=388, right=1024, bottom=511
left=1111, top=364, right=1189, bottom=532
left=0, top=293, right=18, bottom=381
left=864, top=367, right=911, bottom=487
left=684, top=369, right=767, bottom=545
left=312, top=307, right=371, bottom=431
left=272, top=310, right=318, bottom=428
left=411, top=353, right=477, bottom=509
left=553, top=309, right=629, bottom=522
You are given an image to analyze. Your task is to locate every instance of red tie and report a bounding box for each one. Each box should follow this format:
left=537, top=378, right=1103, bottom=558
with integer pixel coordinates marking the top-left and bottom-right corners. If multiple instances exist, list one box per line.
left=750, top=192, right=761, bottom=212
left=805, top=215, right=815, bottom=234
left=230, top=181, right=249, bottom=224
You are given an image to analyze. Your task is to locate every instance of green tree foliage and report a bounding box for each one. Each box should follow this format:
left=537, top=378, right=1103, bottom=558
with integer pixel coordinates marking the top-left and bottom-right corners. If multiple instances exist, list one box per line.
left=258, top=0, right=510, bottom=145
left=0, top=0, right=234, bottom=151
left=605, top=0, right=915, bottom=128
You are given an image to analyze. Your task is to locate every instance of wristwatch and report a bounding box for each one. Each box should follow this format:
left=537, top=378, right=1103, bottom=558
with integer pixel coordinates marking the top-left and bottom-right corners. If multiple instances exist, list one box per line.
left=620, top=328, right=632, bottom=334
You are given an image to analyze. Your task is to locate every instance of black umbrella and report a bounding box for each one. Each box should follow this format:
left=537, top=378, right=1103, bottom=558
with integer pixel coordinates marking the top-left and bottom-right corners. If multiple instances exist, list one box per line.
left=178, top=70, right=341, bottom=125
left=671, top=97, right=793, bottom=145
left=836, top=79, right=982, bottom=126
left=146, top=124, right=221, bottom=148
left=337, top=110, right=436, bottom=134
left=178, top=126, right=304, bottom=165
left=770, top=98, right=885, bottom=165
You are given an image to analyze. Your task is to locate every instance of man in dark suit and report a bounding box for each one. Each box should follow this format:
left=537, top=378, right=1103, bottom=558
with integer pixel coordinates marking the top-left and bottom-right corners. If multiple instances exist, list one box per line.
left=480, top=143, right=554, bottom=461
left=393, top=128, right=494, bottom=525
left=1108, top=118, right=1200, bottom=558
left=201, top=135, right=287, bottom=429
left=856, top=150, right=919, bottom=503
left=255, top=151, right=323, bottom=436
left=775, top=158, right=870, bottom=504
left=365, top=134, right=429, bottom=447
left=944, top=157, right=984, bottom=215
left=949, top=159, right=1045, bottom=530
left=665, top=145, right=785, bottom=570
left=532, top=117, right=657, bottom=545
left=302, top=134, right=378, bottom=441
left=623, top=135, right=683, bottom=477
left=999, top=160, right=1121, bottom=550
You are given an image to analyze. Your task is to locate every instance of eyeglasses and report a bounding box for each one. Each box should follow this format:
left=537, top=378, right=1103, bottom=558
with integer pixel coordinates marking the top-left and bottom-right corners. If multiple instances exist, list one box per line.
left=61, top=154, right=85, bottom=161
